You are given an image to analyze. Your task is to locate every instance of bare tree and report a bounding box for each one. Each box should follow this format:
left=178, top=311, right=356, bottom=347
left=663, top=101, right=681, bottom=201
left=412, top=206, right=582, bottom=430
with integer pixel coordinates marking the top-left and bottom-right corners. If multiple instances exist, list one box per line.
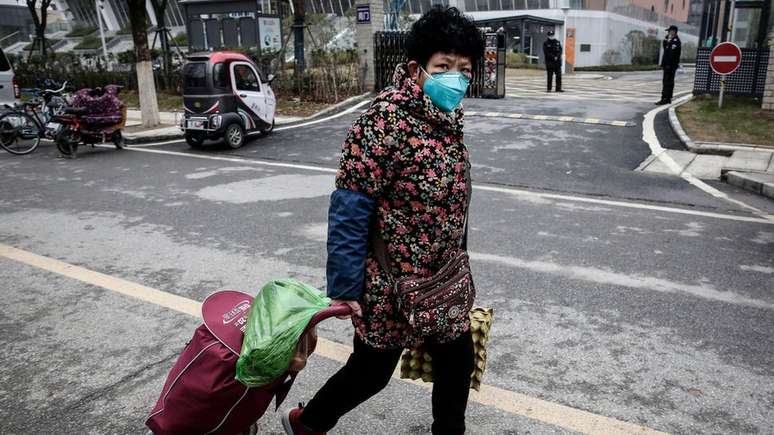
left=149, top=0, right=171, bottom=71
left=292, top=0, right=306, bottom=74
left=23, top=0, right=53, bottom=61
left=128, top=0, right=160, bottom=127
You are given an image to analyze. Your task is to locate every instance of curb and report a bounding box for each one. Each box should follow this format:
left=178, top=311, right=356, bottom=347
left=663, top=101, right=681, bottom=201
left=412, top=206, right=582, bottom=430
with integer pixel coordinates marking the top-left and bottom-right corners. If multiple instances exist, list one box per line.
left=668, top=98, right=774, bottom=155
left=124, top=92, right=374, bottom=145
left=667, top=95, right=709, bottom=153
left=725, top=171, right=774, bottom=199
left=125, top=130, right=183, bottom=145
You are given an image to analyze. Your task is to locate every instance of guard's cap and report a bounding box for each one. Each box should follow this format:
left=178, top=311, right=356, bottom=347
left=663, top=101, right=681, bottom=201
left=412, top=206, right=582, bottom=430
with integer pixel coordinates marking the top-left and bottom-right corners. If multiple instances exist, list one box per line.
left=547, top=30, right=555, bottom=36
left=666, top=25, right=678, bottom=32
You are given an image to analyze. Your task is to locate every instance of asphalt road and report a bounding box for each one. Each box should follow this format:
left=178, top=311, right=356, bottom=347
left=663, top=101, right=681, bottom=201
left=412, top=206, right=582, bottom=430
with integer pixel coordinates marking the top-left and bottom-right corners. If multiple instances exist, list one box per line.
left=1, top=70, right=773, bottom=435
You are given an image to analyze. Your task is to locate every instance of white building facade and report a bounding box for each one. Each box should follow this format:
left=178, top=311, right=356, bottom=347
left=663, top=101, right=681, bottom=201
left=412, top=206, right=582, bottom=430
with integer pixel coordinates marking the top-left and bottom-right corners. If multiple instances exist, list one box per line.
left=56, top=0, right=186, bottom=32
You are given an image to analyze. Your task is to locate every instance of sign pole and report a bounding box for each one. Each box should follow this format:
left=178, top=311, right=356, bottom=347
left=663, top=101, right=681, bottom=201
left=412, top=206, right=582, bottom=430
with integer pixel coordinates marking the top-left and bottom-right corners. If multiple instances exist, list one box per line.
left=719, top=74, right=726, bottom=109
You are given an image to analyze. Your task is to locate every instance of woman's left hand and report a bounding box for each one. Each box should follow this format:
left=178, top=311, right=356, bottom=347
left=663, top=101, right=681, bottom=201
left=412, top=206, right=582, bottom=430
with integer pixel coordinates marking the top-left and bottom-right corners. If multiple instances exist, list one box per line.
left=331, top=299, right=363, bottom=319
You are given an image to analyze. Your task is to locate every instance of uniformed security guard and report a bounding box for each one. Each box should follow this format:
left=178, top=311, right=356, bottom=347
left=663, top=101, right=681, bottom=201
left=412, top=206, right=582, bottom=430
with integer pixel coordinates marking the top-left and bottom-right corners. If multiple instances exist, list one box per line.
left=657, top=25, right=681, bottom=104
left=543, top=30, right=564, bottom=92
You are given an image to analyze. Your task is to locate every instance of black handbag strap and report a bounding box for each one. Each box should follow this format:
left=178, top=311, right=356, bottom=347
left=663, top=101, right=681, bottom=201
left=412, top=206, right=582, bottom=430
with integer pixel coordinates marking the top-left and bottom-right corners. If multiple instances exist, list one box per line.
left=371, top=164, right=472, bottom=279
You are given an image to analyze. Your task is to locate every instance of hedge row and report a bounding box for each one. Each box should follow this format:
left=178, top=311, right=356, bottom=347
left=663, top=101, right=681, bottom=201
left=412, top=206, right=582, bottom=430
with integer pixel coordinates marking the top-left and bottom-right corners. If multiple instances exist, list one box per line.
left=8, top=48, right=362, bottom=104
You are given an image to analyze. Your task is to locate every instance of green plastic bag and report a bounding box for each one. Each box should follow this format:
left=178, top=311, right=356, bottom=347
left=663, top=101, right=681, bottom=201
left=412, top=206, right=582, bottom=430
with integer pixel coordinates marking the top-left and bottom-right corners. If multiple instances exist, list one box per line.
left=236, top=279, right=331, bottom=387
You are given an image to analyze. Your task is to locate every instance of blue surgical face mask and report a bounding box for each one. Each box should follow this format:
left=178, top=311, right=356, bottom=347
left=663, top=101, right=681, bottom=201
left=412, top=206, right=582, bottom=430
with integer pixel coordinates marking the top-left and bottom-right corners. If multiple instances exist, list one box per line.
left=421, top=67, right=470, bottom=113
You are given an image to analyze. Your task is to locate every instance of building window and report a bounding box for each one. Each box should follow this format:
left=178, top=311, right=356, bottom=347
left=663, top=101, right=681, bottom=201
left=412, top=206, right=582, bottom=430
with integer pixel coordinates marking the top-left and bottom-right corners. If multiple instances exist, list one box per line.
left=580, top=44, right=591, bottom=52
left=671, top=4, right=674, bottom=13
left=651, top=5, right=655, bottom=12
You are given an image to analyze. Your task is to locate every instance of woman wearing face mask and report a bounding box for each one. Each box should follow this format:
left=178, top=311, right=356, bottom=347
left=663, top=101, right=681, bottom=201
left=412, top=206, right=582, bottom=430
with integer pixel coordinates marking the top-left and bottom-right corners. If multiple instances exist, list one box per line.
left=280, top=6, right=483, bottom=435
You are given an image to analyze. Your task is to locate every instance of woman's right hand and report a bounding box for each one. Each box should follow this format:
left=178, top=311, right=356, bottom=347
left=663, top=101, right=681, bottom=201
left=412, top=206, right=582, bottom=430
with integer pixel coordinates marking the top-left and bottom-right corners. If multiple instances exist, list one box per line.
left=331, top=299, right=363, bottom=319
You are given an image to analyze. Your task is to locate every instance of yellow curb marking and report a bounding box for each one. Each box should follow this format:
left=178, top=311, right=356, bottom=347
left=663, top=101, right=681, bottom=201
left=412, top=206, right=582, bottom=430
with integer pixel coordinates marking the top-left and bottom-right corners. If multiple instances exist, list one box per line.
left=466, top=111, right=630, bottom=127
left=0, top=243, right=668, bottom=435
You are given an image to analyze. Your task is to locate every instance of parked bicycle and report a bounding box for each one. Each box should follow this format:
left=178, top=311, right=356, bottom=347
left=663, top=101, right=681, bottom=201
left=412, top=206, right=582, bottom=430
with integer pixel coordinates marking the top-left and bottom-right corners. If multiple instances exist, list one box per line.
left=0, top=81, right=70, bottom=155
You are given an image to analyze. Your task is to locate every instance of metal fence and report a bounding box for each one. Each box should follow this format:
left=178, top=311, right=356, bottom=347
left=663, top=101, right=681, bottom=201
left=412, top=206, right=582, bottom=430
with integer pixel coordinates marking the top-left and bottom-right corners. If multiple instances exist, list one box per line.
left=693, top=47, right=770, bottom=97
left=373, top=30, right=487, bottom=97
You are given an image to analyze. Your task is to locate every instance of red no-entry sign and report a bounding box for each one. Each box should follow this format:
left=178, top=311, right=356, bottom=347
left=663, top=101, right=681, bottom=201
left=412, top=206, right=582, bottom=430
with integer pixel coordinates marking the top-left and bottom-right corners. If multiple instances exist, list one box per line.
left=710, top=42, right=742, bottom=75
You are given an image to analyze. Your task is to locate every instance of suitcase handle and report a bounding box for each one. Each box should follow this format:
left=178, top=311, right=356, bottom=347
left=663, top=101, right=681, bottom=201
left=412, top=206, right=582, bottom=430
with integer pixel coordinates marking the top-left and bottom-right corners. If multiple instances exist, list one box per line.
left=306, top=304, right=353, bottom=330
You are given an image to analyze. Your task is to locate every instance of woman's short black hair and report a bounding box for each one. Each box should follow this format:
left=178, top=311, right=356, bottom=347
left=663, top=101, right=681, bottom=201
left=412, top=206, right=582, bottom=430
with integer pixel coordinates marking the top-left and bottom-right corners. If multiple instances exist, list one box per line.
left=406, top=6, right=484, bottom=68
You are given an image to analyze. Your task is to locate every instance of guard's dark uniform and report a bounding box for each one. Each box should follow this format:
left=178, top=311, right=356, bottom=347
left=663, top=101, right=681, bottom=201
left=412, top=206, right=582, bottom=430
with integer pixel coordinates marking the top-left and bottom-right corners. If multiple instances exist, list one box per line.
left=543, top=37, right=563, bottom=92
left=659, top=33, right=681, bottom=103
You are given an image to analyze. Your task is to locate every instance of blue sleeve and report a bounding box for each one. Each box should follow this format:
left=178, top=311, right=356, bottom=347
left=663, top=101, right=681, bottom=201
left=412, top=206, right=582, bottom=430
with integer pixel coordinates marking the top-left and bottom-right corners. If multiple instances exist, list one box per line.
left=326, top=188, right=375, bottom=300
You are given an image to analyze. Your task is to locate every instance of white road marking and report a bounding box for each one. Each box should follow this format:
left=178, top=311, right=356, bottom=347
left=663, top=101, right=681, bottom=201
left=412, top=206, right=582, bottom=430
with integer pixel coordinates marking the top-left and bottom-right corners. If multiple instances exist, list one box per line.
left=0, top=242, right=668, bottom=435
left=117, top=146, right=338, bottom=173
left=125, top=100, right=371, bottom=148
left=473, top=185, right=773, bottom=224
left=470, top=251, right=774, bottom=310
left=739, top=265, right=774, bottom=274
left=641, top=96, right=774, bottom=222
left=274, top=100, right=372, bottom=132
left=118, top=146, right=774, bottom=225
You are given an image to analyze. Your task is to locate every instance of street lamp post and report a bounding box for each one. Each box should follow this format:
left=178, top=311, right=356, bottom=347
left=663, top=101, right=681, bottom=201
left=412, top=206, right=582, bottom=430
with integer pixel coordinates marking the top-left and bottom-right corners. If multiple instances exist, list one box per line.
left=95, top=0, right=108, bottom=61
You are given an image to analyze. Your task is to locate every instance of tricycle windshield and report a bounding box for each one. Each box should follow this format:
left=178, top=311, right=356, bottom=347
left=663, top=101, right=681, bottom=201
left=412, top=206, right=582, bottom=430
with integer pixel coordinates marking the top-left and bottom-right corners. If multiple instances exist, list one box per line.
left=183, top=62, right=208, bottom=91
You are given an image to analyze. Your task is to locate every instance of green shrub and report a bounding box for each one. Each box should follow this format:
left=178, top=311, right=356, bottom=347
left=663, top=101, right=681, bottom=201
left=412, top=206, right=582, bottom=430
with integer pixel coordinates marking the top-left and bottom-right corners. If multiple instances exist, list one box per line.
left=24, top=39, right=60, bottom=51
left=506, top=51, right=539, bottom=68
left=74, top=35, right=113, bottom=50
left=66, top=26, right=97, bottom=38
left=8, top=53, right=181, bottom=93
left=171, top=32, right=187, bottom=46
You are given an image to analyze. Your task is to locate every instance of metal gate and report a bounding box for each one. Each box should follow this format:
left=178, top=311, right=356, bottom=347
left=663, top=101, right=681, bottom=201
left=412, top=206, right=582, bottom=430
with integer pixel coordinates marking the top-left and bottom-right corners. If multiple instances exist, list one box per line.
left=373, top=31, right=500, bottom=98
left=693, top=47, right=769, bottom=97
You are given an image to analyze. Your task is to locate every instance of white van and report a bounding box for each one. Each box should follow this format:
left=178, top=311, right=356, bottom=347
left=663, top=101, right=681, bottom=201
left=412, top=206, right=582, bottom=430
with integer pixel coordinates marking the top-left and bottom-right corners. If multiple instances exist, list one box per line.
left=0, top=47, right=19, bottom=107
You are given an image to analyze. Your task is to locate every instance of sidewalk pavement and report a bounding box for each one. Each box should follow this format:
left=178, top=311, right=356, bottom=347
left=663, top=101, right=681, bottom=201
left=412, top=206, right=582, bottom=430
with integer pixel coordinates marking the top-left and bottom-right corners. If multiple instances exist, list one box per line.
left=637, top=149, right=774, bottom=198
left=648, top=97, right=774, bottom=200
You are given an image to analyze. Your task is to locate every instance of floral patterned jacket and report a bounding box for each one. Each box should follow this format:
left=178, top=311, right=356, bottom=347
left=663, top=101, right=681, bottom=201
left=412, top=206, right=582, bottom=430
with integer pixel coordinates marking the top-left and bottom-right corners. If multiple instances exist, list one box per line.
left=328, top=64, right=472, bottom=349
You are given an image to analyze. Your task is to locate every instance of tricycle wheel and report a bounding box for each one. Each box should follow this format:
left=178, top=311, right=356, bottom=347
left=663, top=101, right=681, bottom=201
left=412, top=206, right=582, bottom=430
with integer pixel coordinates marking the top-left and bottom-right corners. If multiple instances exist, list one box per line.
left=55, top=130, right=77, bottom=158
left=113, top=131, right=125, bottom=149
left=185, top=133, right=205, bottom=149
left=225, top=123, right=244, bottom=149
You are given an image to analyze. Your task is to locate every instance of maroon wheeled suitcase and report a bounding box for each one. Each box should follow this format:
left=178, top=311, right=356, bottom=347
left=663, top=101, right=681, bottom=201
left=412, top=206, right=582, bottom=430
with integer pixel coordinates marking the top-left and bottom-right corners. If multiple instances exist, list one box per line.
left=145, top=290, right=349, bottom=435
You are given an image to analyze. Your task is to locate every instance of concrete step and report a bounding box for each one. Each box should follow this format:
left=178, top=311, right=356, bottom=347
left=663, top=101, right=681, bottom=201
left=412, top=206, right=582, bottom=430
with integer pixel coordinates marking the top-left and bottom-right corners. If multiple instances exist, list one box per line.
left=725, top=171, right=774, bottom=200
left=722, top=150, right=774, bottom=175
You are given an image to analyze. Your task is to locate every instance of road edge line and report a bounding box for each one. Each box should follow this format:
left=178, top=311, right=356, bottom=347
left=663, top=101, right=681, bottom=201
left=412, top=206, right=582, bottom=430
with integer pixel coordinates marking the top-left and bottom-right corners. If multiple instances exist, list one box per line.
left=0, top=242, right=668, bottom=435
